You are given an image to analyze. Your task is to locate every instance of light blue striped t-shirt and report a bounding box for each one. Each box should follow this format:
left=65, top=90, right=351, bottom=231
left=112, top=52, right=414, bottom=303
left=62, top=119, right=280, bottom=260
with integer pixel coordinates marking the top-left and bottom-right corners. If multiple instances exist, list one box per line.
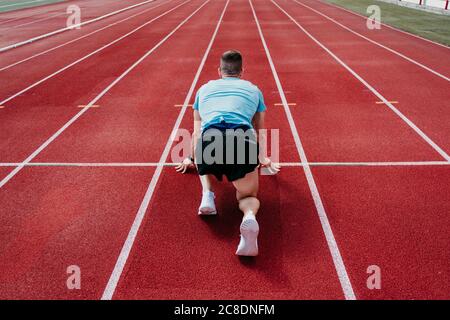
left=193, top=77, right=266, bottom=131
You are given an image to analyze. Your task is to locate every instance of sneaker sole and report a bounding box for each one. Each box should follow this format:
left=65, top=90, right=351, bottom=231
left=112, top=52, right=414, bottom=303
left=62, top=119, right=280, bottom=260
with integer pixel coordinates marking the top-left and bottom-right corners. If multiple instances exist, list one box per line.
left=236, top=219, right=259, bottom=256
left=198, top=207, right=217, bottom=215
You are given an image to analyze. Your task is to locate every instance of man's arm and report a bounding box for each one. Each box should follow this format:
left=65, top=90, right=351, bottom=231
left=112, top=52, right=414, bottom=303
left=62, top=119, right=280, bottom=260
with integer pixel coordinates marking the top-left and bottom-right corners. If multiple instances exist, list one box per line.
left=175, top=110, right=201, bottom=173
left=252, top=111, right=280, bottom=174
left=252, top=111, right=267, bottom=162
left=192, top=110, right=202, bottom=160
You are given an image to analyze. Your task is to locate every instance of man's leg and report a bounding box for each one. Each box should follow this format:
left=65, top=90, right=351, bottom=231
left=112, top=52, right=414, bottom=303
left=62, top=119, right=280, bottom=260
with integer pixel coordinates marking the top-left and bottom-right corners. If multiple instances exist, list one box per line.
left=232, top=169, right=260, bottom=215
left=232, top=169, right=260, bottom=256
left=198, top=174, right=217, bottom=215
left=199, top=174, right=214, bottom=192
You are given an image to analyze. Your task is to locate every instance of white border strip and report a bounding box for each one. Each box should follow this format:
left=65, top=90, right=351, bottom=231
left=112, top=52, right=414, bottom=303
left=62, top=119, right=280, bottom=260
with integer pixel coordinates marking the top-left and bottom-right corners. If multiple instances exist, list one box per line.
left=3, top=11, right=66, bottom=30
left=0, top=0, right=190, bottom=107
left=101, top=0, right=228, bottom=300
left=0, top=161, right=449, bottom=167
left=0, top=0, right=156, bottom=52
left=0, top=0, right=208, bottom=189
left=0, top=6, right=54, bottom=26
left=249, top=0, right=356, bottom=300
left=0, top=0, right=44, bottom=9
left=0, top=0, right=172, bottom=71
left=0, top=0, right=130, bottom=26
left=272, top=0, right=450, bottom=162
left=281, top=161, right=450, bottom=167
left=0, top=16, right=25, bottom=27
left=294, top=0, right=449, bottom=82
left=318, top=0, right=450, bottom=49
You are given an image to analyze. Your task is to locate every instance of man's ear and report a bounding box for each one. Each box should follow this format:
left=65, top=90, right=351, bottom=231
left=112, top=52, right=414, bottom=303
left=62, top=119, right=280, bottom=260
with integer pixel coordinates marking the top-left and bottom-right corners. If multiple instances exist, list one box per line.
left=218, top=67, right=222, bottom=77
left=240, top=67, right=245, bottom=77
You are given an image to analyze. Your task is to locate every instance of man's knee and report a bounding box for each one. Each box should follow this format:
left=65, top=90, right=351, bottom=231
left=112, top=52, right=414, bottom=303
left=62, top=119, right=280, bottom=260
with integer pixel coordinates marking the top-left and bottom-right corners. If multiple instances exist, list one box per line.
left=236, top=190, right=258, bottom=201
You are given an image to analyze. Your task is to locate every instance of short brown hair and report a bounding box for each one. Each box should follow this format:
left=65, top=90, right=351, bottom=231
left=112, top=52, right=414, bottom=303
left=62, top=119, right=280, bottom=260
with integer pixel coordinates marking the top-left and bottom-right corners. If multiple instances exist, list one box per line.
left=220, top=50, right=242, bottom=76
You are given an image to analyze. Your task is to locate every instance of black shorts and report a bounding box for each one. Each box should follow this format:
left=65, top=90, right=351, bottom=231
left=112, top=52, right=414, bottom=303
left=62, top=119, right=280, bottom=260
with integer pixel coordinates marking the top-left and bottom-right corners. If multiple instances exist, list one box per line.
left=195, top=124, right=259, bottom=182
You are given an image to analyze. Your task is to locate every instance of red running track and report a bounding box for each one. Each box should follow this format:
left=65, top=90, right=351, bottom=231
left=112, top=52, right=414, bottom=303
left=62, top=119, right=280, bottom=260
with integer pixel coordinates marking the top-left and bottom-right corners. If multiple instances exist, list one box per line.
left=0, top=166, right=155, bottom=299
left=0, top=0, right=448, bottom=300
left=113, top=0, right=342, bottom=299
left=310, top=0, right=450, bottom=75
left=0, top=0, right=202, bottom=167
left=0, top=0, right=175, bottom=69
left=252, top=0, right=444, bottom=163
left=273, top=0, right=450, bottom=157
left=0, top=0, right=158, bottom=48
left=0, top=0, right=229, bottom=298
left=0, top=0, right=185, bottom=91
left=313, top=166, right=450, bottom=299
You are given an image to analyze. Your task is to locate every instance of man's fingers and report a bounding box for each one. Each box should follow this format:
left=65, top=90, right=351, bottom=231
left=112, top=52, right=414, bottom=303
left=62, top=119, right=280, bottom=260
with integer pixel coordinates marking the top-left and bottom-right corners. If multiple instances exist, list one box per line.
left=269, top=166, right=278, bottom=174
left=262, top=162, right=280, bottom=175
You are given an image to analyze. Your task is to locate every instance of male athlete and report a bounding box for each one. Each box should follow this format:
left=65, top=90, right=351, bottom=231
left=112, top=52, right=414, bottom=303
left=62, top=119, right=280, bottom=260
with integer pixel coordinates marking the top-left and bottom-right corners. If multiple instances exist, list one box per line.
left=176, top=50, right=279, bottom=256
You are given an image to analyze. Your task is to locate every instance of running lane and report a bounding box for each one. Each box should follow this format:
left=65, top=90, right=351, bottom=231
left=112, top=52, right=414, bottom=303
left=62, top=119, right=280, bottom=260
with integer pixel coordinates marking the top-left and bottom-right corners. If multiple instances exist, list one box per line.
left=257, top=0, right=450, bottom=299
left=32, top=0, right=226, bottom=163
left=0, top=0, right=207, bottom=171
left=0, top=0, right=185, bottom=98
left=0, top=1, right=66, bottom=26
left=273, top=0, right=450, bottom=157
left=0, top=0, right=156, bottom=48
left=250, top=0, right=442, bottom=163
left=0, top=0, right=226, bottom=299
left=112, top=0, right=344, bottom=300
left=312, top=166, right=450, bottom=299
left=0, top=1, right=177, bottom=70
left=300, top=0, right=450, bottom=76
left=0, top=166, right=155, bottom=299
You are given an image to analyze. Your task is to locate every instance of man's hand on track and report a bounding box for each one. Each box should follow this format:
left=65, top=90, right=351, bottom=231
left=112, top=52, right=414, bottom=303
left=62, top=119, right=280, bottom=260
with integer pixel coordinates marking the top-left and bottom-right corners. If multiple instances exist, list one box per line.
left=259, top=157, right=281, bottom=174
left=175, top=157, right=195, bottom=174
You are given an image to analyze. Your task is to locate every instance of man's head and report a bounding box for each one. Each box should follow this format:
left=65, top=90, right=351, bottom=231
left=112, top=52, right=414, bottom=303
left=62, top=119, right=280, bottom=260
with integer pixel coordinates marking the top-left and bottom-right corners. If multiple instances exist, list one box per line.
left=219, top=50, right=243, bottom=78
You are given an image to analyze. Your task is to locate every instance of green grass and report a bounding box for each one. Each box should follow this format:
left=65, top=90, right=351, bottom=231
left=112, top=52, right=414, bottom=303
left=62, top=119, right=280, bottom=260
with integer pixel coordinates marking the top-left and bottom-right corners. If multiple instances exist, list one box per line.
left=323, top=0, right=450, bottom=46
left=0, top=0, right=67, bottom=13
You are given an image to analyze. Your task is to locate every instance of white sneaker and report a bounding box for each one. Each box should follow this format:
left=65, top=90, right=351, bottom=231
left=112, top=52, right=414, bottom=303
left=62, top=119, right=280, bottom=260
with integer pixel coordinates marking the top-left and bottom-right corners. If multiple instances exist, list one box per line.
left=236, top=215, right=259, bottom=256
left=198, top=191, right=217, bottom=215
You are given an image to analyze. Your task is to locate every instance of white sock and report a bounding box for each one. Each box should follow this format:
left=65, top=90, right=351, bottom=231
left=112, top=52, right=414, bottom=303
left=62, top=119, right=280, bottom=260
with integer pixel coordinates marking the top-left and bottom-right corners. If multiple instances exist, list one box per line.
left=244, top=211, right=256, bottom=221
left=203, top=190, right=214, bottom=198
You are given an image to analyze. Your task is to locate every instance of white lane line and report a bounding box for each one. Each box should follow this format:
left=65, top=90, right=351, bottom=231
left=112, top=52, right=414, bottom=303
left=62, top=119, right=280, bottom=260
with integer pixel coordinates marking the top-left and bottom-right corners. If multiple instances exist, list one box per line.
left=0, top=0, right=156, bottom=52
left=249, top=0, right=356, bottom=300
left=0, top=0, right=171, bottom=72
left=2, top=11, right=65, bottom=30
left=272, top=0, right=450, bottom=163
left=101, top=0, right=228, bottom=300
left=0, top=0, right=44, bottom=9
left=0, top=8, right=55, bottom=26
left=0, top=0, right=190, bottom=106
left=0, top=162, right=177, bottom=167
left=0, top=12, right=59, bottom=28
left=375, top=101, right=398, bottom=104
left=282, top=161, right=450, bottom=167
left=0, top=0, right=210, bottom=190
left=0, top=161, right=449, bottom=167
left=294, top=0, right=450, bottom=82
left=0, top=16, right=24, bottom=26
left=0, top=0, right=125, bottom=26
left=317, top=0, right=450, bottom=50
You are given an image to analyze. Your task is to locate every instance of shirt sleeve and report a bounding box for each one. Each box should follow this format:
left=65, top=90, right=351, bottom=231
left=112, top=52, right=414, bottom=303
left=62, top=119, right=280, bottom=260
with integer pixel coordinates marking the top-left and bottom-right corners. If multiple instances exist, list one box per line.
left=193, top=90, right=200, bottom=110
left=256, top=89, right=267, bottom=112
